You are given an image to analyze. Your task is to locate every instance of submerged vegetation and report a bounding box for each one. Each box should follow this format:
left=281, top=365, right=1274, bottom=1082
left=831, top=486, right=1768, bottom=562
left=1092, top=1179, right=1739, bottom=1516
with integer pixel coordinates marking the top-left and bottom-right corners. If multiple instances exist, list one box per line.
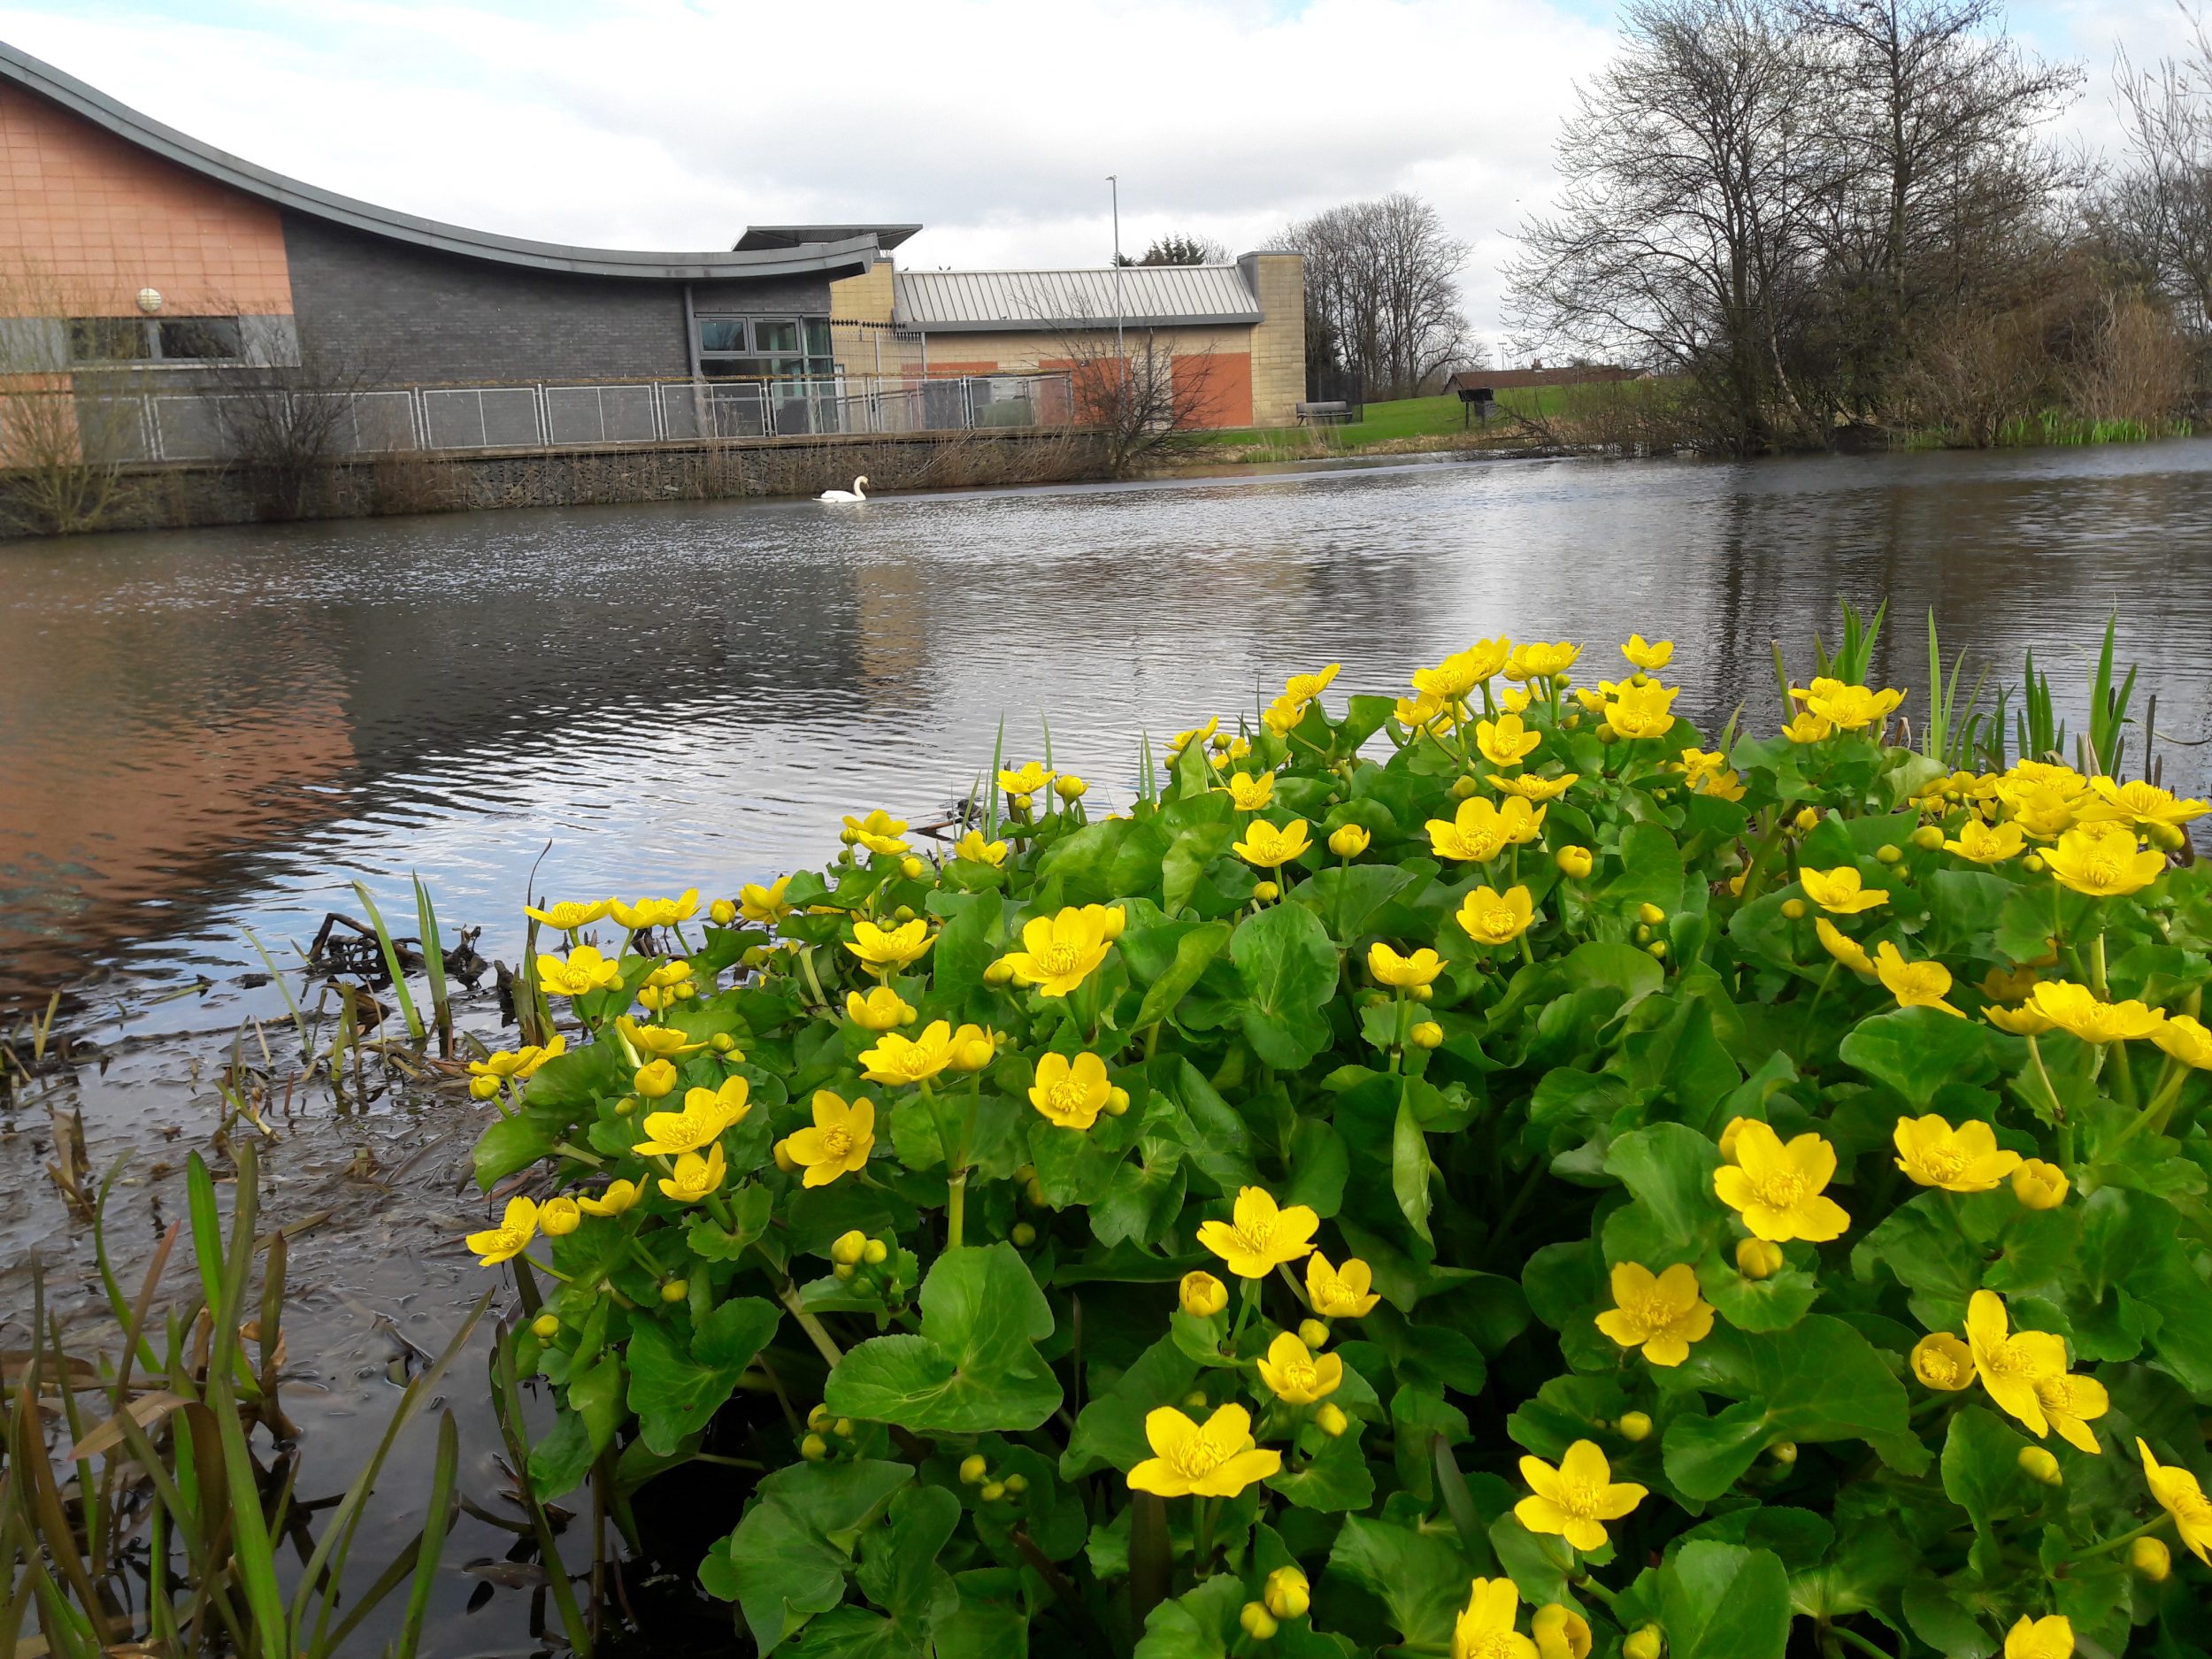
left=425, top=608, right=2212, bottom=1655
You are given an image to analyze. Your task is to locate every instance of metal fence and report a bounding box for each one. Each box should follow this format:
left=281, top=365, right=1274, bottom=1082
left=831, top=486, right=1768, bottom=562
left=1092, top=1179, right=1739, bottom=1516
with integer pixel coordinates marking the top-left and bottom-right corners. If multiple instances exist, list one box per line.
left=10, top=372, right=1077, bottom=465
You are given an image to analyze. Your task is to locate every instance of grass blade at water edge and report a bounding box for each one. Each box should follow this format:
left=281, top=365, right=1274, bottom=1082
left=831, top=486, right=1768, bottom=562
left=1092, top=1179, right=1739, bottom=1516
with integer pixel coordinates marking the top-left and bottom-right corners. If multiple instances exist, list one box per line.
left=350, top=879, right=424, bottom=1043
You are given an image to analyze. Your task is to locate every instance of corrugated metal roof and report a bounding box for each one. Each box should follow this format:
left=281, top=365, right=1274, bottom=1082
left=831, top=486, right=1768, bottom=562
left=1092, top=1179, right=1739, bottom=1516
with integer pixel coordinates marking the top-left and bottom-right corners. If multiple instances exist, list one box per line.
left=893, top=265, right=1262, bottom=332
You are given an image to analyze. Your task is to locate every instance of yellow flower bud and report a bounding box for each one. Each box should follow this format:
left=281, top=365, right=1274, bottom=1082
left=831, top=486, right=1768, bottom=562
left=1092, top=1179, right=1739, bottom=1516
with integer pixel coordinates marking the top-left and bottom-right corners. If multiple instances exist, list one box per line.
left=1639, top=902, right=1666, bottom=926
left=540, top=1197, right=581, bottom=1236
left=1240, top=1603, right=1279, bottom=1641
left=1647, top=941, right=1667, bottom=959
left=1409, top=1020, right=1443, bottom=1048
left=2018, top=1446, right=2062, bottom=1486
left=1624, top=1626, right=1664, bottom=1659
left=831, top=1230, right=869, bottom=1266
left=809, top=1403, right=834, bottom=1432
left=530, top=1312, right=561, bottom=1340
left=980, top=1481, right=1006, bottom=1502
left=1025, top=1176, right=1048, bottom=1208
left=661, top=1279, right=688, bottom=1303
left=1105, top=1086, right=1131, bottom=1116
left=863, top=1238, right=888, bottom=1265
left=1770, top=1440, right=1797, bottom=1464
left=1255, top=879, right=1281, bottom=902
left=2024, top=853, right=2046, bottom=872
left=833, top=1262, right=856, bottom=1280
left=634, top=1060, right=679, bottom=1100
left=900, top=856, right=926, bottom=880
left=833, top=1419, right=854, bottom=1439
left=1329, top=824, right=1372, bottom=857
left=2131, top=1536, right=2172, bottom=1581
left=774, top=1138, right=797, bottom=1171
left=1736, top=1238, right=1786, bottom=1279
left=1298, top=1318, right=1330, bottom=1349
left=1618, top=1410, right=1654, bottom=1442
left=710, top=897, right=738, bottom=926
left=1182, top=1390, right=1210, bottom=1410
left=1876, top=843, right=1903, bottom=864
left=1056, top=775, right=1088, bottom=801
left=801, top=1432, right=829, bottom=1462
left=1013, top=791, right=1035, bottom=810
left=984, top=958, right=1016, bottom=986
left=710, top=1032, right=738, bottom=1053
left=2149, top=820, right=2186, bottom=850
left=614, top=1095, right=635, bottom=1116
left=1315, top=1402, right=1349, bottom=1437
left=470, top=1074, right=503, bottom=1101
left=1911, top=826, right=1946, bottom=850
left=1793, top=808, right=1820, bottom=833
left=2011, top=1159, right=2070, bottom=1210
left=1003, top=1473, right=1029, bottom=1494
left=1179, top=1271, right=1229, bottom=1317
left=1011, top=1223, right=1037, bottom=1248
left=1263, top=1568, right=1310, bottom=1621
left=1780, top=898, right=1808, bottom=920
left=1451, top=775, right=1480, bottom=799
left=1555, top=844, right=1594, bottom=878
left=959, top=1455, right=989, bottom=1485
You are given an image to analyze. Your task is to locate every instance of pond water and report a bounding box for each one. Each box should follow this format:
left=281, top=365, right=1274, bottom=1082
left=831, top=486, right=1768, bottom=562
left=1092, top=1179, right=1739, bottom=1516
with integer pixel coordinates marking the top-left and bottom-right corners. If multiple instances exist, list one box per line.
left=4, top=439, right=2212, bottom=1653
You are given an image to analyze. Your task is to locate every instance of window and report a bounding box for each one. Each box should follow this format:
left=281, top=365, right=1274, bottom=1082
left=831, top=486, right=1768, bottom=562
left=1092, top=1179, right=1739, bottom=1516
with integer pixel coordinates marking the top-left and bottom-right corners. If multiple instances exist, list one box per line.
left=695, top=315, right=835, bottom=381
left=68, top=316, right=245, bottom=365
left=697, top=319, right=747, bottom=353
left=752, top=319, right=801, bottom=354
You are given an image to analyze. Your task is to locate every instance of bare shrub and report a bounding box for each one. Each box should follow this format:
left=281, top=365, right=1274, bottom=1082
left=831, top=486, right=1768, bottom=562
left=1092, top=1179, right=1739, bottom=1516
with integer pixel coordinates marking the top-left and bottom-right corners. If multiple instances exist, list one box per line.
left=0, top=263, right=146, bottom=536
left=2062, top=292, right=2191, bottom=425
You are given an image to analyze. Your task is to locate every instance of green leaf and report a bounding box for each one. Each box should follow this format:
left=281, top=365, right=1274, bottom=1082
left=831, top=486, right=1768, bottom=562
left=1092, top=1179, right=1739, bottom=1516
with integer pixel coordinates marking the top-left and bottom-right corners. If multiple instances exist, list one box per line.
left=1940, top=1405, right=2030, bottom=1579
left=1324, top=1516, right=1469, bottom=1649
left=1605, top=822, right=1686, bottom=914
left=1293, top=864, right=1425, bottom=941
left=1063, top=1336, right=1201, bottom=1478
left=1283, top=1118, right=1350, bottom=1217
left=1839, top=1008, right=2001, bottom=1110
left=1652, top=1541, right=1791, bottom=1659
left=1392, top=1088, right=1434, bottom=1243
left=1160, top=1058, right=1260, bottom=1193
left=826, top=1245, right=1063, bottom=1433
left=701, top=1459, right=914, bottom=1651
left=1231, top=902, right=1340, bottom=1069
left=1604, top=1123, right=1724, bottom=1258
left=1134, top=921, right=1233, bottom=1031
left=1266, top=1426, right=1375, bottom=1512
left=856, top=1485, right=961, bottom=1623
left=934, top=1570, right=1028, bottom=1659
left=626, top=1297, right=780, bottom=1455
left=1133, top=1577, right=1242, bottom=1659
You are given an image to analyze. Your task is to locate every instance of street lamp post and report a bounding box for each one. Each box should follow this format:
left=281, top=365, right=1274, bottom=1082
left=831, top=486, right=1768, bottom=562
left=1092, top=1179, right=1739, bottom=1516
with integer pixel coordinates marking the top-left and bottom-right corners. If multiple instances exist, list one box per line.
left=1108, top=174, right=1125, bottom=403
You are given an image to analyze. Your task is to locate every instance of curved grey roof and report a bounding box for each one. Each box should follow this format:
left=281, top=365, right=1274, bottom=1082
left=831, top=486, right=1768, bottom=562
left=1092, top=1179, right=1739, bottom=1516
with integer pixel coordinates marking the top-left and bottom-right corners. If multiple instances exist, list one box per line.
left=0, top=40, right=880, bottom=283
left=894, top=265, right=1263, bottom=332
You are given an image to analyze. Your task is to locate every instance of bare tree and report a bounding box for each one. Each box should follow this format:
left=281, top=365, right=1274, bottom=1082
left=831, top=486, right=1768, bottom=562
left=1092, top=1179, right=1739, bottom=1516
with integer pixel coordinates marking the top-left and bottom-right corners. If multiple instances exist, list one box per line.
left=1283, top=195, right=1471, bottom=399
left=1023, top=285, right=1228, bottom=475
left=212, top=344, right=381, bottom=520
left=2104, top=8, right=2212, bottom=339
left=0, top=263, right=145, bottom=535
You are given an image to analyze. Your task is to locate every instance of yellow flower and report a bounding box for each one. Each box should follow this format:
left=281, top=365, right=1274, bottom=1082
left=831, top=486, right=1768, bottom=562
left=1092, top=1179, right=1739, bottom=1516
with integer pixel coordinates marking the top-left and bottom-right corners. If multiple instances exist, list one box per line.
left=1985, top=1002, right=2055, bottom=1035
left=2024, top=980, right=2166, bottom=1044
left=610, top=888, right=701, bottom=930
left=1256, top=1331, right=1344, bottom=1404
left=1329, top=823, right=1372, bottom=856
left=847, top=987, right=918, bottom=1031
left=1305, top=1252, right=1380, bottom=1317
left=860, top=1019, right=963, bottom=1087
left=2139, top=1438, right=2212, bottom=1564
left=1912, top=1333, right=1976, bottom=1390
left=1510, top=641, right=1580, bottom=680
left=2082, top=777, right=2208, bottom=828
left=525, top=899, right=611, bottom=931
left=1126, top=1403, right=1282, bottom=1498
left=468, top=1034, right=566, bottom=1082
left=634, top=1076, right=750, bottom=1156
left=1532, top=1602, right=1591, bottom=1659
left=1500, top=687, right=1533, bottom=714
left=2032, top=1368, right=2110, bottom=1455
left=1555, top=845, right=1594, bottom=879
left=996, top=906, right=1114, bottom=996
left=2002, top=1616, right=2074, bottom=1659
left=1781, top=711, right=1834, bottom=744
left=947, top=1023, right=998, bottom=1071
left=2012, top=1159, right=2070, bottom=1209
left=657, top=1141, right=727, bottom=1204
left=1262, top=694, right=1308, bottom=736
left=1453, top=1578, right=1538, bottom=1659
left=1798, top=865, right=1889, bottom=914
left=1427, top=796, right=1544, bottom=862
left=1169, top=717, right=1219, bottom=757
left=1602, top=680, right=1678, bottom=741
left=2153, top=1012, right=2212, bottom=1069
left=577, top=1179, right=641, bottom=1217
left=956, top=829, right=1010, bottom=867
left=1284, top=663, right=1341, bottom=703
left=1514, top=1440, right=1646, bottom=1552
left=1225, top=771, right=1276, bottom=811
left=1944, top=819, right=2025, bottom=864
left=536, top=945, right=623, bottom=997
left=1369, top=942, right=1445, bottom=988
left=2041, top=822, right=2166, bottom=897
left=1490, top=771, right=1579, bottom=803
left=738, top=876, right=794, bottom=925
left=1477, top=713, right=1542, bottom=767
left=1966, top=1290, right=2070, bottom=1436
left=1234, top=818, right=1312, bottom=870
left=1893, top=1113, right=2020, bottom=1192
left=1457, top=885, right=1535, bottom=947
left=998, top=761, right=1054, bottom=795
left=1413, top=641, right=1512, bottom=701
left=846, top=917, right=933, bottom=977
left=1263, top=1566, right=1311, bottom=1622
left=1714, top=1120, right=1851, bottom=1242
left=1814, top=916, right=1876, bottom=976
left=1797, top=678, right=1906, bottom=732
left=1395, top=690, right=1452, bottom=730
left=1621, top=634, right=1673, bottom=672
left=1029, top=1050, right=1112, bottom=1130
left=1594, top=1262, right=1716, bottom=1366
left=1871, top=942, right=1962, bottom=1015
left=633, top=1059, right=680, bottom=1100
left=783, top=1090, right=877, bottom=1187
left=465, top=1197, right=538, bottom=1266
left=1197, top=1187, right=1320, bottom=1279
left=618, top=1016, right=706, bottom=1061
left=844, top=809, right=911, bottom=856
left=1179, top=1271, right=1228, bottom=1317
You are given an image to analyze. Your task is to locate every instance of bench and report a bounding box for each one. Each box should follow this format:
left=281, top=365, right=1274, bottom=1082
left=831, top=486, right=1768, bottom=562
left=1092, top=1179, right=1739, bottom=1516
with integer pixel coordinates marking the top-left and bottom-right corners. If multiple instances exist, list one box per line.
left=1295, top=401, right=1351, bottom=425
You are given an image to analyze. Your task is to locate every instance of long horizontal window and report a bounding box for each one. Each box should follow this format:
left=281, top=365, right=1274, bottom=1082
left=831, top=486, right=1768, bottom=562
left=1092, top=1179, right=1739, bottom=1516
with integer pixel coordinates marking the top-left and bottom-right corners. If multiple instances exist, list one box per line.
left=68, top=316, right=245, bottom=365
left=695, top=314, right=833, bottom=380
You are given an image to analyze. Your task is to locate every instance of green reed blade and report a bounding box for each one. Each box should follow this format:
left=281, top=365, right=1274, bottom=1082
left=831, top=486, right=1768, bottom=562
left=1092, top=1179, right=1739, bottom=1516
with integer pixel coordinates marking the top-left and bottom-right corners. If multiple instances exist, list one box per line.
left=412, top=873, right=451, bottom=1053
left=241, top=925, right=313, bottom=1064
left=350, top=880, right=425, bottom=1043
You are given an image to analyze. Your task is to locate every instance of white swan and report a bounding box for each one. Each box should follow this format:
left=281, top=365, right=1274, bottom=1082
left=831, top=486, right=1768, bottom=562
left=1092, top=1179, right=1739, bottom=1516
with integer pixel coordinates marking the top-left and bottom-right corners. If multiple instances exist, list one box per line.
left=818, top=474, right=869, bottom=503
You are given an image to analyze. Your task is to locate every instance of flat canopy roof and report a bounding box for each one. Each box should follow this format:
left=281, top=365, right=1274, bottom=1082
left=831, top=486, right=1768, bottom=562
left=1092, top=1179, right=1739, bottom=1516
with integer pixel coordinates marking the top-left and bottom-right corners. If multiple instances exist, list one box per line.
left=894, top=264, right=1263, bottom=332
left=737, top=224, right=921, bottom=253
left=0, top=40, right=882, bottom=283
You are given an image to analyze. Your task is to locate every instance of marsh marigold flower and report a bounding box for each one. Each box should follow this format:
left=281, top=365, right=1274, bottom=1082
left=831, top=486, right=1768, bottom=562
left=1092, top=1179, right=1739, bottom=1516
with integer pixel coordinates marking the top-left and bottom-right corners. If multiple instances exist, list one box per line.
left=1966, top=1290, right=2070, bottom=1436
left=1453, top=1578, right=1537, bottom=1659
left=2139, top=1438, right=2212, bottom=1563
left=577, top=1179, right=640, bottom=1217
left=1477, top=713, right=1541, bottom=767
left=1226, top=771, right=1275, bottom=811
left=611, top=889, right=700, bottom=931
left=2024, top=980, right=2165, bottom=1044
left=633, top=1059, right=680, bottom=1100
left=859, top=1019, right=963, bottom=1087
left=2012, top=1159, right=2070, bottom=1209
left=1515, top=1440, right=1646, bottom=1552
left=1814, top=917, right=1876, bottom=976
left=1555, top=844, right=1594, bottom=878
left=846, top=917, right=933, bottom=977
left=1532, top=1605, right=1590, bottom=1659
left=525, top=899, right=610, bottom=931
left=1622, top=634, right=1673, bottom=672
left=1912, top=1333, right=1976, bottom=1390
left=1594, top=1262, right=1715, bottom=1366
left=2153, top=1013, right=2212, bottom=1070
left=1414, top=641, right=1511, bottom=701
left=1799, top=866, right=1889, bottom=915
left=1945, top=819, right=2025, bottom=864
left=1256, top=1331, right=1343, bottom=1404
left=2002, top=1617, right=2074, bottom=1659
left=1328, top=822, right=1371, bottom=857
left=1874, top=942, right=1963, bottom=1015
left=843, top=810, right=911, bottom=856
left=996, top=906, right=1115, bottom=996
left=1234, top=818, right=1312, bottom=870
left=1781, top=711, right=1834, bottom=744
left=1305, top=1251, right=1380, bottom=1317
left=2033, top=1367, right=2110, bottom=1454
left=618, top=1016, right=705, bottom=1061
left=1369, top=942, right=1444, bottom=988
left=1492, top=771, right=1579, bottom=803
left=1029, top=1050, right=1113, bottom=1130
left=738, top=876, right=794, bottom=924
left=465, top=1197, right=538, bottom=1266
left=469, top=1035, right=565, bottom=1085
left=1797, top=678, right=1905, bottom=732
left=634, top=1077, right=750, bottom=1156
left=1512, top=641, right=1581, bottom=680
left=1427, top=795, right=1543, bottom=862
left=1126, top=1402, right=1281, bottom=1497
left=536, top=945, right=623, bottom=997
left=847, top=986, right=917, bottom=1031
left=658, top=1142, right=727, bottom=1204
left=1715, top=1120, right=1850, bottom=1241
left=1458, top=884, right=1535, bottom=947
left=998, top=762, right=1053, bottom=796
left=2083, top=777, right=2208, bottom=829
left=1179, top=1271, right=1228, bottom=1317
left=1893, top=1113, right=2020, bottom=1192
left=955, top=830, right=1009, bottom=867
left=2042, top=822, right=2165, bottom=897
left=783, top=1091, right=876, bottom=1187
left=1198, top=1187, right=1319, bottom=1279
left=1603, top=680, right=1678, bottom=741
left=1263, top=1566, right=1310, bottom=1622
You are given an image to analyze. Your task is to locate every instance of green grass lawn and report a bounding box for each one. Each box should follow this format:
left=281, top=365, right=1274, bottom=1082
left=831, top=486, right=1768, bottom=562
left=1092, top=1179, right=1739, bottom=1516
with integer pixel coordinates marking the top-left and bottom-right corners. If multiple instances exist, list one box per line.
left=1194, top=388, right=1571, bottom=450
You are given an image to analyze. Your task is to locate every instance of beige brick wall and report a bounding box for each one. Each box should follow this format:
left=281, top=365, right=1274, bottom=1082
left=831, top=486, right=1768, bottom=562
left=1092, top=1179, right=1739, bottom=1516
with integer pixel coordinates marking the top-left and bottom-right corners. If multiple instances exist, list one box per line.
left=1242, top=252, right=1306, bottom=426
left=828, top=260, right=898, bottom=380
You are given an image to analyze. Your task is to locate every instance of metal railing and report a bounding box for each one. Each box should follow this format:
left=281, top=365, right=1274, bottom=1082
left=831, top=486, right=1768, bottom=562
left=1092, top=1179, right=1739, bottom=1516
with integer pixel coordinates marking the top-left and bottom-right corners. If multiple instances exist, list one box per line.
left=6, top=372, right=1077, bottom=465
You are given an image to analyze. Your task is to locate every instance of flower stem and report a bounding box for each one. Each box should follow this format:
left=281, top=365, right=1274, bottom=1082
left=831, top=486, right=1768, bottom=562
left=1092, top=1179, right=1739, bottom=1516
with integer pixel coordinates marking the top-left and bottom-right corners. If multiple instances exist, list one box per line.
left=2070, top=1514, right=2170, bottom=1561
left=1194, top=1496, right=1217, bottom=1577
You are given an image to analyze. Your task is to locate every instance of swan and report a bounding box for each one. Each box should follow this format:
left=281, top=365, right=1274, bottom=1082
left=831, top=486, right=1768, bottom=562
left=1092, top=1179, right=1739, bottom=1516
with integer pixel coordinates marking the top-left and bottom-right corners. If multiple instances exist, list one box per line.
left=818, top=475, right=869, bottom=503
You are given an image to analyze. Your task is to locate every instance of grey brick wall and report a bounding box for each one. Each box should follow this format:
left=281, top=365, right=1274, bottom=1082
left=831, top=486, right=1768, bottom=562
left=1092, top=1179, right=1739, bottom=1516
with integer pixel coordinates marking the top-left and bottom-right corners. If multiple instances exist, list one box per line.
left=281, top=214, right=833, bottom=385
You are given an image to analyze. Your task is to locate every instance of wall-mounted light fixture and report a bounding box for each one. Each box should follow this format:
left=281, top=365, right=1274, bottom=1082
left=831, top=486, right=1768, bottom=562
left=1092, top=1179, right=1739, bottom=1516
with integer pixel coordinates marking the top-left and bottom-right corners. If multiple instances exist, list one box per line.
left=135, top=288, right=163, bottom=314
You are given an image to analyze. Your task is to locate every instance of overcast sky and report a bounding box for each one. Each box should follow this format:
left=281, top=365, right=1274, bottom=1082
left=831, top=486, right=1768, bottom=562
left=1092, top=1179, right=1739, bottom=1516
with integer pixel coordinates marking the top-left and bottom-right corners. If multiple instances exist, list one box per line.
left=1, top=0, right=2198, bottom=358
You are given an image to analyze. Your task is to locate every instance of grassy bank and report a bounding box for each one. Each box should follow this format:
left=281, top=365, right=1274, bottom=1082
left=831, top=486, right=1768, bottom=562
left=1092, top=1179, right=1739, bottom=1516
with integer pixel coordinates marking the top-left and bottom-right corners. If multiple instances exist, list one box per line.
left=1190, top=388, right=1577, bottom=461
